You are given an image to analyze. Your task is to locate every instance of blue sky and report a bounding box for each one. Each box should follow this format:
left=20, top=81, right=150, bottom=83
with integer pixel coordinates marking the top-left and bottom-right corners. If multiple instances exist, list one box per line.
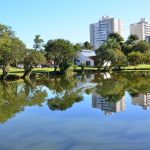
left=0, top=0, right=150, bottom=48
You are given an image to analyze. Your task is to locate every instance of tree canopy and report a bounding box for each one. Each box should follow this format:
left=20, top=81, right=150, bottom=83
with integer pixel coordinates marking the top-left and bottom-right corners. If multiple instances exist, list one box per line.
left=133, top=41, right=150, bottom=53
left=45, top=39, right=76, bottom=72
left=22, top=50, right=46, bottom=79
left=0, top=24, right=26, bottom=79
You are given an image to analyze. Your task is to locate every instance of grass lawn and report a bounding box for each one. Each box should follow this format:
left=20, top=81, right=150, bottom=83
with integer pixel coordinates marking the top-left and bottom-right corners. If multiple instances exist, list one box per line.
left=0, top=67, right=54, bottom=77
left=124, top=64, right=150, bottom=69
left=0, top=66, right=98, bottom=77
left=1, top=65, right=150, bottom=77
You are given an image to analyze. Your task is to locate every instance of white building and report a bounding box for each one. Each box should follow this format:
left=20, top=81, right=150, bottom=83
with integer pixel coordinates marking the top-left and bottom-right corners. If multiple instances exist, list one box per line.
left=90, top=16, right=123, bottom=49
left=130, top=18, right=150, bottom=41
left=75, top=49, right=96, bottom=66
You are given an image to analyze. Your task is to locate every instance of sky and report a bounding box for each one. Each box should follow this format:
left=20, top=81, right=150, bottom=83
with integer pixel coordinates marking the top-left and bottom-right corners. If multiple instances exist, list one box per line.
left=0, top=0, right=150, bottom=48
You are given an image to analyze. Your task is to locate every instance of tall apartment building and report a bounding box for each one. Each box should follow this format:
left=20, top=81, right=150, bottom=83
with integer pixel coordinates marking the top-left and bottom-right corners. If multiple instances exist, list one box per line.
left=130, top=18, right=150, bottom=41
left=92, top=92, right=126, bottom=115
left=90, top=16, right=123, bottom=49
left=132, top=93, right=150, bottom=110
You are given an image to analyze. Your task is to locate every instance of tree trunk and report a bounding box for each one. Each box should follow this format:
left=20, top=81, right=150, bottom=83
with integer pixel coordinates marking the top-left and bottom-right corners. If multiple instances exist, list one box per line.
left=24, top=78, right=35, bottom=88
left=2, top=64, right=10, bottom=80
left=22, top=68, right=32, bottom=79
left=54, top=65, right=57, bottom=72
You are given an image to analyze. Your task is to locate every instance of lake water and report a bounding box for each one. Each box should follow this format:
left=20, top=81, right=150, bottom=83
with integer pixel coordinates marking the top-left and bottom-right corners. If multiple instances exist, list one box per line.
left=0, top=72, right=150, bottom=150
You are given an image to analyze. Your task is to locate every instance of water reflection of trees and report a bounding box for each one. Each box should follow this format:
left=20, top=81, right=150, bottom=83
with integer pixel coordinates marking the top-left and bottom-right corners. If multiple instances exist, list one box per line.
left=94, top=73, right=127, bottom=102
left=0, top=80, right=47, bottom=124
left=92, top=72, right=150, bottom=113
left=94, top=72, right=150, bottom=102
left=42, top=77, right=83, bottom=111
left=45, top=72, right=150, bottom=112
left=126, top=72, right=150, bottom=97
left=1, top=72, right=150, bottom=123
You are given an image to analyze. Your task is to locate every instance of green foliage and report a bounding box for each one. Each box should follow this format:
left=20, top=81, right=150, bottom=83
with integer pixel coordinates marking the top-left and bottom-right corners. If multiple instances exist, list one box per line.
left=133, top=41, right=150, bottom=53
left=59, top=61, right=71, bottom=73
left=0, top=81, right=47, bottom=124
left=113, top=50, right=127, bottom=69
left=96, top=38, right=126, bottom=69
left=45, top=39, right=75, bottom=72
left=126, top=34, right=139, bottom=46
left=33, top=35, right=44, bottom=51
left=95, top=73, right=127, bottom=102
left=44, top=77, right=83, bottom=111
left=122, top=34, right=139, bottom=55
left=73, top=43, right=82, bottom=51
left=22, top=50, right=46, bottom=78
left=128, top=51, right=144, bottom=65
left=82, top=41, right=93, bottom=50
left=108, top=33, right=124, bottom=44
left=0, top=24, right=26, bottom=79
left=24, top=50, right=46, bottom=69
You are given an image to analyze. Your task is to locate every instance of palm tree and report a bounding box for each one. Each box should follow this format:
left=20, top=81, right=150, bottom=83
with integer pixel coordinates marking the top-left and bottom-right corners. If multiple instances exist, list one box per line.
left=96, top=38, right=121, bottom=70
left=33, top=35, right=44, bottom=51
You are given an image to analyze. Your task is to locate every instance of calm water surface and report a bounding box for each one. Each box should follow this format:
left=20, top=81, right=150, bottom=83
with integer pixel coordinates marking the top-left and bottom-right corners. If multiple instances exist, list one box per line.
left=0, top=72, right=150, bottom=150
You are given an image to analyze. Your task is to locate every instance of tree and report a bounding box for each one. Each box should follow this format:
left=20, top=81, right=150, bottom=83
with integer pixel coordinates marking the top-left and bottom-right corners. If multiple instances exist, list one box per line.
left=73, top=43, right=82, bottom=51
left=82, top=41, right=93, bottom=50
left=45, top=76, right=83, bottom=111
left=108, top=33, right=124, bottom=44
left=144, top=52, right=150, bottom=64
left=45, top=39, right=76, bottom=72
left=0, top=24, right=14, bottom=37
left=122, top=34, right=139, bottom=55
left=95, top=73, right=127, bottom=102
left=33, top=35, right=44, bottom=51
left=0, top=81, right=47, bottom=124
left=112, top=50, right=127, bottom=70
left=126, top=34, right=139, bottom=46
left=128, top=51, right=143, bottom=66
left=22, top=50, right=46, bottom=79
left=95, top=38, right=121, bottom=70
left=0, top=24, right=26, bottom=80
left=133, top=41, right=150, bottom=53
left=11, top=37, right=26, bottom=66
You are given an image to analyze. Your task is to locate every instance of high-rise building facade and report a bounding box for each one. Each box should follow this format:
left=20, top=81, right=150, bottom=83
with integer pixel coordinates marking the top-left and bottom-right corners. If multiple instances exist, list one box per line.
left=90, top=16, right=123, bottom=49
left=132, top=93, right=150, bottom=110
left=92, top=92, right=126, bottom=115
left=130, top=18, right=150, bottom=41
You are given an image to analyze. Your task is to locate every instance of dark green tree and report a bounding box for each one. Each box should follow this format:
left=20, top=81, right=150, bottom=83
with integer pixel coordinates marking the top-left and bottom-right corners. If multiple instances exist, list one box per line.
left=126, top=34, right=139, bottom=46
left=0, top=81, right=47, bottom=124
left=95, top=38, right=123, bottom=70
left=0, top=24, right=26, bottom=79
left=133, top=41, right=150, bottom=53
left=22, top=49, right=46, bottom=79
left=108, top=33, right=124, bottom=44
left=82, top=41, right=93, bottom=50
left=45, top=39, right=76, bottom=73
left=122, top=34, right=139, bottom=55
left=128, top=51, right=144, bottom=66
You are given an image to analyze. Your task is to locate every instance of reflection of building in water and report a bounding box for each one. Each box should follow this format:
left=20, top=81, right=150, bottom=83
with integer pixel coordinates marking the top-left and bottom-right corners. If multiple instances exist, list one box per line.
left=132, top=93, right=150, bottom=110
left=101, top=72, right=111, bottom=79
left=75, top=74, right=97, bottom=91
left=92, top=92, right=126, bottom=115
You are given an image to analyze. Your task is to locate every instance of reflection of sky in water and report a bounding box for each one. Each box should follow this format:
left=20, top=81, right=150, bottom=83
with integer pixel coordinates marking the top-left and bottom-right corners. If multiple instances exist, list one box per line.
left=1, top=89, right=150, bottom=150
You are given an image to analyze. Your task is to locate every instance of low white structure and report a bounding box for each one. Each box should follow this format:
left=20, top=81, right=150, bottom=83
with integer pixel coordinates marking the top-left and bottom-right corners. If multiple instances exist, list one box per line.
left=75, top=49, right=96, bottom=66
